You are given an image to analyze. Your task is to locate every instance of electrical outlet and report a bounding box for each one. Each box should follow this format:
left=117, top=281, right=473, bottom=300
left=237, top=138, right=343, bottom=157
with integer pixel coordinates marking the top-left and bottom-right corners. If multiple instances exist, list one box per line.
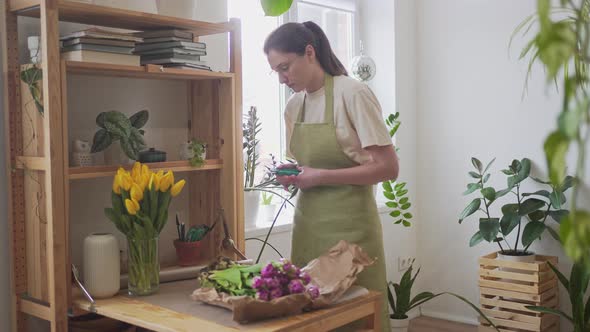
left=398, top=257, right=415, bottom=271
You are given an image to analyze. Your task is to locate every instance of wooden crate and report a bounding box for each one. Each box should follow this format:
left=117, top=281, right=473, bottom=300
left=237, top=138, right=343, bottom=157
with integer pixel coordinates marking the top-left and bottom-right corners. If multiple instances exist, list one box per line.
left=478, top=252, right=559, bottom=332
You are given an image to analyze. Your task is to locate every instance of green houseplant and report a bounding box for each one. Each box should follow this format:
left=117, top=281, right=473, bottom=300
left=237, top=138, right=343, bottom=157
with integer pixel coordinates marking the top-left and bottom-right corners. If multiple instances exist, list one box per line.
left=527, top=262, right=590, bottom=332
left=188, top=140, right=207, bottom=167
left=459, top=157, right=572, bottom=256
left=382, top=112, right=414, bottom=227
left=512, top=0, right=590, bottom=265
left=91, top=110, right=149, bottom=161
left=387, top=263, right=499, bottom=332
left=20, top=65, right=43, bottom=115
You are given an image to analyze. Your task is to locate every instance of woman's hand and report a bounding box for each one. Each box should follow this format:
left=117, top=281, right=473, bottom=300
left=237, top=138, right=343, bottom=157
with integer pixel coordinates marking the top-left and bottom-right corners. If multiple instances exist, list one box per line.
left=275, top=163, right=298, bottom=190
left=292, top=166, right=323, bottom=190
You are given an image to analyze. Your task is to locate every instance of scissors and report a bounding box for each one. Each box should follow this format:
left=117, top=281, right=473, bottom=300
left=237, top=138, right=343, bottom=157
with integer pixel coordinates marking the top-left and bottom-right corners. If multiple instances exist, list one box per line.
left=271, top=167, right=301, bottom=176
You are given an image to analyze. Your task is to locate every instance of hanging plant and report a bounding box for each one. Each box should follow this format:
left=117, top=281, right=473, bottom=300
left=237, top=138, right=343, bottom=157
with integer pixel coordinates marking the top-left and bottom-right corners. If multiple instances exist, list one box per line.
left=260, top=0, right=293, bottom=16
left=20, top=65, right=43, bottom=115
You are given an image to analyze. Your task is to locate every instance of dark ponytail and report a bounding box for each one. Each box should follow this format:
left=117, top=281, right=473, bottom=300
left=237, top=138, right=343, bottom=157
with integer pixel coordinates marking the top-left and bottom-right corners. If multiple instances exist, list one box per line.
left=264, top=21, right=348, bottom=76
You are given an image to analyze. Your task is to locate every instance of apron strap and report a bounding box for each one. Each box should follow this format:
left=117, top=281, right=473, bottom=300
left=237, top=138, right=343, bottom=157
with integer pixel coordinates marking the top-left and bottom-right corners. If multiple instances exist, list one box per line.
left=296, top=74, right=335, bottom=124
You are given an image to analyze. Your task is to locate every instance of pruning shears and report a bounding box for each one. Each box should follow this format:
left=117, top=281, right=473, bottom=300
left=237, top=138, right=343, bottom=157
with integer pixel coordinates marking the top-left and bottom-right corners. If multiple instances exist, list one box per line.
left=272, top=167, right=301, bottom=176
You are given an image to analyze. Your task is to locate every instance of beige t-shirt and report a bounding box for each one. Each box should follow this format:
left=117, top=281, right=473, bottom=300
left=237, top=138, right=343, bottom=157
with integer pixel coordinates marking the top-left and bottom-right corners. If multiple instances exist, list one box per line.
left=285, top=75, right=392, bottom=164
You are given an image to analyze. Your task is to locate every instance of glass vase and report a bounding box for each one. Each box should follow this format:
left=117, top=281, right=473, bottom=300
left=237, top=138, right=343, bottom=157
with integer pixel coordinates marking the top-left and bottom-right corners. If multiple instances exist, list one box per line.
left=126, top=236, right=159, bottom=296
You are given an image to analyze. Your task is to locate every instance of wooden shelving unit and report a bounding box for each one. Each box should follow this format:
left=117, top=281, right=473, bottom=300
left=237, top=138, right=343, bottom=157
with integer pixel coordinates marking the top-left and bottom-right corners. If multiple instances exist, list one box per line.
left=3, top=0, right=244, bottom=331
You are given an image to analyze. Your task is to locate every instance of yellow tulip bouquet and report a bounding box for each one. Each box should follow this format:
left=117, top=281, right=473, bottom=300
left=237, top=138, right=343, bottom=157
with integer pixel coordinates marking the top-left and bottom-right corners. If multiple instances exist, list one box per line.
left=105, top=162, right=185, bottom=295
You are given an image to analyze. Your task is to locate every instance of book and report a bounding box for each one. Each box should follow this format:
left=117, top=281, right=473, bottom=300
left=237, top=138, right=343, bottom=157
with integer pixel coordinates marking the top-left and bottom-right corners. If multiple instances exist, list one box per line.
left=61, top=43, right=135, bottom=55
left=61, top=50, right=140, bottom=66
left=134, top=41, right=206, bottom=53
left=61, top=37, right=136, bottom=48
left=140, top=36, right=193, bottom=44
left=137, top=47, right=206, bottom=56
left=60, top=28, right=142, bottom=42
left=140, top=57, right=208, bottom=66
left=141, top=53, right=201, bottom=62
left=134, top=29, right=193, bottom=40
left=158, top=63, right=212, bottom=71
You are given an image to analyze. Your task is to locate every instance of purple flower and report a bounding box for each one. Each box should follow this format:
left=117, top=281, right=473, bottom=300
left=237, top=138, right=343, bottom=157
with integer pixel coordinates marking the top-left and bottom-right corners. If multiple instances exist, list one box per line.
left=277, top=275, right=290, bottom=286
left=270, top=287, right=283, bottom=300
left=264, top=277, right=280, bottom=289
left=257, top=289, right=270, bottom=301
left=252, top=276, right=265, bottom=289
left=307, top=285, right=320, bottom=299
left=261, top=263, right=276, bottom=278
left=288, top=279, right=305, bottom=294
left=300, top=272, right=311, bottom=285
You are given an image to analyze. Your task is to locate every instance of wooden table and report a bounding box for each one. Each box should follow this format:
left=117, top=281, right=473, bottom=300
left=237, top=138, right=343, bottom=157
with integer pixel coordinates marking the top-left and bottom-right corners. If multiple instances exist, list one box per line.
left=73, top=279, right=383, bottom=332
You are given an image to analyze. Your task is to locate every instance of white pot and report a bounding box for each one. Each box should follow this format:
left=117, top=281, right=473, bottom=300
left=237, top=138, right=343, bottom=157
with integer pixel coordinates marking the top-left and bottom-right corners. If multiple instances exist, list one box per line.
left=104, top=144, right=132, bottom=166
left=244, top=191, right=260, bottom=229
left=497, top=251, right=536, bottom=285
left=27, top=36, right=41, bottom=64
left=83, top=233, right=120, bottom=298
left=260, top=203, right=278, bottom=222
left=155, top=0, right=196, bottom=19
left=390, top=318, right=409, bottom=332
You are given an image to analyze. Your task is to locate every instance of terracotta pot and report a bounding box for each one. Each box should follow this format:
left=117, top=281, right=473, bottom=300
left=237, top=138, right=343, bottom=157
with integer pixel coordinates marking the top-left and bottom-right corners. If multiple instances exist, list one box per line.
left=174, top=239, right=202, bottom=266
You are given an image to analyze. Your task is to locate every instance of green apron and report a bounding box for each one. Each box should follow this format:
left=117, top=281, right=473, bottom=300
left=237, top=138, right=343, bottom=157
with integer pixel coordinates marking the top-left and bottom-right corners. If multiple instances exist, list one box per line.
left=290, top=74, right=390, bottom=331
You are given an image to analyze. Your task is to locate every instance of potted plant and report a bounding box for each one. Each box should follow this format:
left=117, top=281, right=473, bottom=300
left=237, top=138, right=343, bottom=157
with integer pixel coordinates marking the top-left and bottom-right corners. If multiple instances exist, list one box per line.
left=104, top=162, right=186, bottom=295
left=243, top=106, right=261, bottom=229
left=527, top=262, right=589, bottom=331
left=459, top=157, right=572, bottom=262
left=91, top=110, right=149, bottom=165
left=173, top=214, right=216, bottom=266
left=387, top=262, right=498, bottom=332
left=179, top=139, right=207, bottom=167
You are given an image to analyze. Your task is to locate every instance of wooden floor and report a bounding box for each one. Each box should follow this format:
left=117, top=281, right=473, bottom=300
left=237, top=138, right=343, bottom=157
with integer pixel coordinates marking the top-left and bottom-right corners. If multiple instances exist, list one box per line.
left=409, top=316, right=478, bottom=332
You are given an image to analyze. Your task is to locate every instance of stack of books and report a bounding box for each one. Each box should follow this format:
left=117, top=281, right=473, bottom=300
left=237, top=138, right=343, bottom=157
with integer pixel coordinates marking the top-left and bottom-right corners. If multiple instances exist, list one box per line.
left=133, top=29, right=210, bottom=71
left=60, top=28, right=143, bottom=66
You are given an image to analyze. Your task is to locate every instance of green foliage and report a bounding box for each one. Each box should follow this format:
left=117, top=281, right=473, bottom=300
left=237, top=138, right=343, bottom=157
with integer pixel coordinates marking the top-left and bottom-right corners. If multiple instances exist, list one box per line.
left=460, top=157, right=572, bottom=253
left=20, top=66, right=43, bottom=115
left=243, top=106, right=261, bottom=188
left=260, top=0, right=293, bottom=16
left=91, top=110, right=149, bottom=160
left=188, top=140, right=207, bottom=167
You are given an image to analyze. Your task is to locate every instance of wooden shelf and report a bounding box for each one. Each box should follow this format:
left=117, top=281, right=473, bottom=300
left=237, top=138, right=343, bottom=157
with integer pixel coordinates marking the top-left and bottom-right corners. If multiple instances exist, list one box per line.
left=10, top=0, right=234, bottom=36
left=69, top=160, right=223, bottom=180
left=65, top=61, right=235, bottom=80
left=72, top=279, right=382, bottom=332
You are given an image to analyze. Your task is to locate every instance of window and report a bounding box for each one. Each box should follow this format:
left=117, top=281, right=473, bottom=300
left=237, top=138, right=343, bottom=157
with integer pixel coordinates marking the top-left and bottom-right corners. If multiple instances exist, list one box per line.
left=229, top=0, right=358, bottom=228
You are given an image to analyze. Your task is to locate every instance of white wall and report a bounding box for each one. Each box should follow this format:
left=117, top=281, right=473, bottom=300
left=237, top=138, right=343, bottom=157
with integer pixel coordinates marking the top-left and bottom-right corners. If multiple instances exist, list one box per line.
left=413, top=0, right=579, bottom=329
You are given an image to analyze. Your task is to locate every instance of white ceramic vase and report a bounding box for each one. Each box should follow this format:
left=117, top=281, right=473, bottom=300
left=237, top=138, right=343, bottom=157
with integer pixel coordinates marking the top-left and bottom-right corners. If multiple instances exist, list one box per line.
left=244, top=191, right=260, bottom=230
left=83, top=233, right=120, bottom=298
left=391, top=318, right=409, bottom=332
left=497, top=251, right=536, bottom=286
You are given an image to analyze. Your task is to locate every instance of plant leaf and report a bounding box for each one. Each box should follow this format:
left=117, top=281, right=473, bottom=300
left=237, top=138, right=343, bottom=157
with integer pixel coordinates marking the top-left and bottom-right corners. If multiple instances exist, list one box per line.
left=483, top=158, right=496, bottom=174
left=463, top=183, right=482, bottom=195
left=91, top=129, right=112, bottom=153
left=544, top=131, right=570, bottom=186
left=386, top=201, right=399, bottom=208
left=522, top=221, right=546, bottom=247
left=481, top=187, right=496, bottom=202
left=501, top=214, right=520, bottom=236
left=519, top=198, right=546, bottom=216
left=522, top=190, right=551, bottom=198
left=459, top=199, right=481, bottom=223
left=129, top=110, right=149, bottom=129
left=469, top=231, right=484, bottom=247
left=548, top=210, right=569, bottom=223
left=469, top=171, right=481, bottom=179
left=528, top=210, right=545, bottom=221
left=546, top=226, right=560, bottom=242
left=390, top=211, right=401, bottom=218
left=479, top=218, right=500, bottom=242
left=471, top=157, right=483, bottom=172
left=401, top=203, right=411, bottom=210
left=382, top=181, right=393, bottom=192
left=526, top=306, right=573, bottom=323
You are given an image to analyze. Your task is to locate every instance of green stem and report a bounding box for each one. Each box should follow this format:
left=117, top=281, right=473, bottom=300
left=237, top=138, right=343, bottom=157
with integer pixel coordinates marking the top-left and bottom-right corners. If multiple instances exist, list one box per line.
left=515, top=184, right=522, bottom=252
left=256, top=198, right=288, bottom=264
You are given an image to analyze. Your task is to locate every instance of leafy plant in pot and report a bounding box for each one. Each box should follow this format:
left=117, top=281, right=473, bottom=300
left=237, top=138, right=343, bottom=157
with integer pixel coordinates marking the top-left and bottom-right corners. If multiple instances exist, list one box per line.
left=459, top=157, right=572, bottom=262
left=387, top=262, right=499, bottom=332
left=243, top=106, right=262, bottom=228
left=91, top=110, right=149, bottom=164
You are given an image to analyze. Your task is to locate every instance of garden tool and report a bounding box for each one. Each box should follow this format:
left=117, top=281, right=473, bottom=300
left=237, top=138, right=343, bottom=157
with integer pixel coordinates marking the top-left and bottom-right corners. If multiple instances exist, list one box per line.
left=72, top=264, right=96, bottom=313
left=218, top=208, right=247, bottom=260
